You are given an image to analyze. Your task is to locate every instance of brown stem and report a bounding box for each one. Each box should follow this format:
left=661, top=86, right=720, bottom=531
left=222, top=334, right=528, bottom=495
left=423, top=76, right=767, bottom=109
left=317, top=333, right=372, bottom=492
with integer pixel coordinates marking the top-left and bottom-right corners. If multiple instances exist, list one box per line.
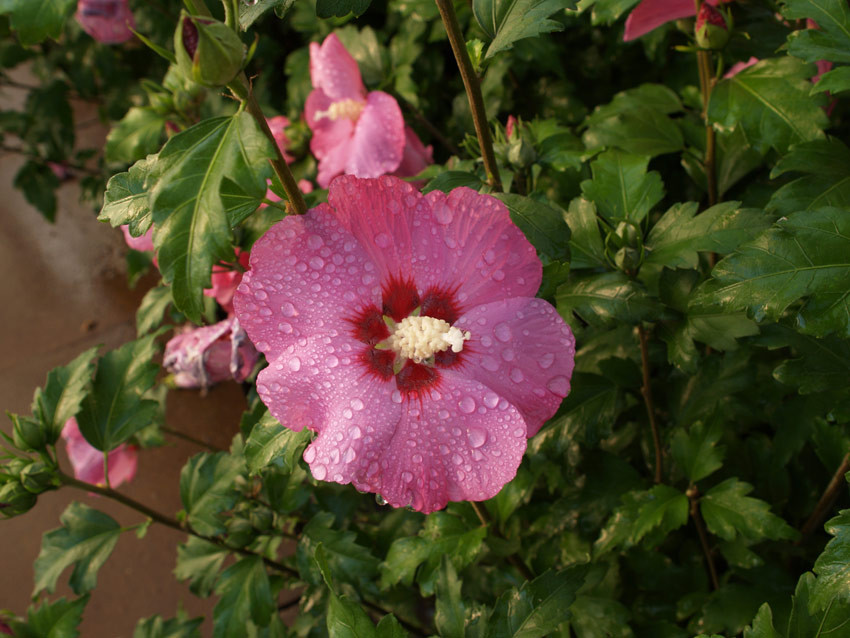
left=434, top=0, right=502, bottom=191
left=638, top=325, right=663, bottom=483
left=160, top=425, right=223, bottom=452
left=228, top=77, right=307, bottom=216
left=688, top=485, right=719, bottom=590
left=470, top=501, right=535, bottom=581
left=801, top=452, right=850, bottom=538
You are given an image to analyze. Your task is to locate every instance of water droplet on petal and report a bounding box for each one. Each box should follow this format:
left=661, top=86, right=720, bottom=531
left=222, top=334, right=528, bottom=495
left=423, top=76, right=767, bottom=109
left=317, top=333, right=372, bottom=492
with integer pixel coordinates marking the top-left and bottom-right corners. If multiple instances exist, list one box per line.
left=326, top=355, right=339, bottom=368
left=330, top=448, right=340, bottom=463
left=313, top=464, right=327, bottom=480
left=459, top=396, right=476, bottom=414
left=467, top=427, right=487, bottom=448
left=343, top=447, right=357, bottom=463
left=451, top=453, right=463, bottom=465
left=433, top=204, right=454, bottom=224
left=391, top=390, right=403, bottom=404
left=481, top=356, right=500, bottom=372
left=281, top=302, right=297, bottom=317
left=412, top=454, right=422, bottom=464
left=510, top=368, right=524, bottom=383
left=375, top=233, right=391, bottom=248
left=484, top=249, right=496, bottom=264
left=343, top=408, right=353, bottom=419
left=547, top=376, right=570, bottom=397
left=304, top=446, right=316, bottom=463
left=351, top=398, right=365, bottom=411
left=368, top=462, right=379, bottom=476
left=402, top=471, right=413, bottom=483
left=492, top=269, right=505, bottom=281
left=278, top=321, right=293, bottom=334
left=255, top=290, right=267, bottom=300
left=307, top=235, right=323, bottom=249
left=288, top=357, right=301, bottom=372
left=351, top=426, right=363, bottom=439
left=310, top=256, right=325, bottom=270
left=494, top=322, right=512, bottom=342
left=538, top=353, right=555, bottom=369
left=483, top=392, right=499, bottom=409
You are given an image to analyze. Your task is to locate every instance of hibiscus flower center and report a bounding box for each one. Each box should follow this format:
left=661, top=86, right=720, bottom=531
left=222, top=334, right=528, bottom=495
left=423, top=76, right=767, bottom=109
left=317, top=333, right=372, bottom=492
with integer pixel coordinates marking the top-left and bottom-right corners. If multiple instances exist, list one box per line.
left=314, top=98, right=365, bottom=122
left=387, top=315, right=471, bottom=364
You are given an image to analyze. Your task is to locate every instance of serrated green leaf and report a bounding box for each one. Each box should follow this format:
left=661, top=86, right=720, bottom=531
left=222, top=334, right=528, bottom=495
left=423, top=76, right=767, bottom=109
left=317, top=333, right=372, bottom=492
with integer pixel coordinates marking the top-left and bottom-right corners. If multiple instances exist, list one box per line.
left=487, top=566, right=589, bottom=638
left=213, top=557, right=276, bottom=637
left=583, top=0, right=640, bottom=25
left=380, top=511, right=487, bottom=596
left=99, top=154, right=157, bottom=238
left=31, top=346, right=97, bottom=445
left=7, top=0, right=75, bottom=46
left=670, top=420, right=725, bottom=483
left=105, top=107, right=165, bottom=165
left=326, top=592, right=378, bottom=638
left=631, top=485, right=688, bottom=544
left=33, top=503, right=122, bottom=596
left=556, top=272, right=662, bottom=327
left=811, top=508, right=850, bottom=612
left=813, top=66, right=850, bottom=93
left=375, top=615, right=407, bottom=638
left=435, top=557, right=465, bottom=638
left=134, top=613, right=203, bottom=638
left=174, top=537, right=229, bottom=597
left=564, top=198, right=606, bottom=270
left=423, top=170, right=484, bottom=194
left=569, top=595, right=633, bottom=638
left=768, top=138, right=850, bottom=215
left=150, top=113, right=274, bottom=323
left=244, top=410, right=311, bottom=475
left=298, top=511, right=379, bottom=589
left=136, top=285, right=172, bottom=336
left=700, top=478, right=798, bottom=543
left=782, top=0, right=850, bottom=64
left=239, top=0, right=296, bottom=29
left=645, top=202, right=772, bottom=269
left=14, top=161, right=59, bottom=222
left=75, top=335, right=160, bottom=452
left=766, top=324, right=850, bottom=394
left=691, top=208, right=850, bottom=338
left=708, top=57, right=827, bottom=155
left=494, top=193, right=570, bottom=262
left=542, top=372, right=623, bottom=448
left=473, top=0, right=574, bottom=59
left=179, top=452, right=243, bottom=536
left=719, top=538, right=764, bottom=570
left=316, top=0, right=372, bottom=18
left=715, top=125, right=765, bottom=198
left=787, top=571, right=850, bottom=638
left=580, top=150, right=664, bottom=223
left=9, top=595, right=90, bottom=638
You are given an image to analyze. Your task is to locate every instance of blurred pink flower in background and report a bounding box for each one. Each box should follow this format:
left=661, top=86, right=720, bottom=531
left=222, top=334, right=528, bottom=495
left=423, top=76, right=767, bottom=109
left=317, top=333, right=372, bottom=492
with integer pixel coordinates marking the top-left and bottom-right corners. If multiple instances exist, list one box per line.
left=164, top=317, right=259, bottom=389
left=624, top=0, right=730, bottom=41
left=234, top=175, right=575, bottom=513
left=724, top=56, right=759, bottom=78
left=120, top=225, right=155, bottom=253
left=62, top=418, right=138, bottom=488
left=75, top=0, right=135, bottom=44
left=305, top=34, right=431, bottom=188
left=204, top=249, right=251, bottom=315
left=267, top=115, right=295, bottom=164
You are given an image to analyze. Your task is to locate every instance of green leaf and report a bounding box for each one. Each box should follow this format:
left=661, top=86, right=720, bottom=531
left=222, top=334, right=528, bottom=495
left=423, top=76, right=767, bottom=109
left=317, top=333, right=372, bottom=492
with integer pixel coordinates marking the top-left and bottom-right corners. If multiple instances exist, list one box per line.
left=631, top=485, right=688, bottom=544
left=691, top=208, right=850, bottom=338
left=244, top=411, right=311, bottom=475
left=31, top=346, right=98, bottom=445
left=782, top=0, right=850, bottom=64
left=150, top=113, right=274, bottom=323
left=811, top=508, right=850, bottom=611
left=326, top=591, right=378, bottom=638
left=14, top=161, right=59, bottom=222
left=179, top=451, right=243, bottom=536
left=568, top=595, right=633, bottom=638
left=645, top=202, right=772, bottom=269
left=435, top=557, right=465, bottom=638
left=743, top=604, right=781, bottom=638
left=556, top=272, right=662, bottom=328
left=583, top=0, right=640, bottom=25
left=670, top=420, right=725, bottom=483
left=136, top=285, right=173, bottom=336
left=239, top=0, right=297, bottom=29
left=316, top=0, right=372, bottom=18
left=9, top=595, right=90, bottom=638
left=75, top=335, right=160, bottom=452
left=564, top=198, right=606, bottom=269
left=787, top=572, right=850, bottom=638
left=380, top=511, right=487, bottom=596
left=542, top=372, right=623, bottom=448
left=494, top=193, right=570, bottom=263
left=487, top=566, right=589, bottom=638
left=213, top=557, right=276, bottom=637
left=105, top=107, right=166, bottom=165
left=297, top=511, right=379, bottom=588
left=813, top=66, right=850, bottom=93
left=768, top=138, right=850, bottom=215
left=473, top=0, right=575, bottom=59
left=580, top=150, right=665, bottom=223
left=134, top=613, right=203, bottom=638
left=700, top=478, right=799, bottom=543
left=99, top=154, right=156, bottom=238
left=708, top=57, right=827, bottom=155
left=423, top=170, right=484, bottom=194
left=715, top=126, right=765, bottom=198
left=33, top=502, right=122, bottom=596
left=6, top=0, right=75, bottom=46
left=767, top=325, right=850, bottom=394
left=174, top=537, right=229, bottom=597
left=375, top=615, right=407, bottom=638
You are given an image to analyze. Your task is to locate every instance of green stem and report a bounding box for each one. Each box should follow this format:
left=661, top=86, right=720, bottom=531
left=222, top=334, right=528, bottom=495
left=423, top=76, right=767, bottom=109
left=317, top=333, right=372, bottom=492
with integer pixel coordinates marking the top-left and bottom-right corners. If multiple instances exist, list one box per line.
left=160, top=425, right=223, bottom=452
left=688, top=485, right=719, bottom=590
left=638, top=325, right=663, bottom=484
left=434, top=0, right=502, bottom=191
left=697, top=49, right=717, bottom=209
left=228, top=77, right=308, bottom=216
left=224, top=0, right=239, bottom=30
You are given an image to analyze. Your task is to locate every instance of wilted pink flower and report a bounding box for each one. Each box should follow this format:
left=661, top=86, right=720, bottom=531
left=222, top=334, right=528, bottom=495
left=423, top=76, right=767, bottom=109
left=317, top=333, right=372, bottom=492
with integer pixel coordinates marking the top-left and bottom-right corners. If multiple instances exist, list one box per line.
left=624, top=0, right=730, bottom=41
left=234, top=175, right=575, bottom=514
left=204, top=249, right=251, bottom=314
left=120, top=225, right=155, bottom=253
left=164, top=317, right=259, bottom=389
left=305, top=34, right=431, bottom=188
left=75, top=0, right=135, bottom=44
left=62, top=418, right=138, bottom=488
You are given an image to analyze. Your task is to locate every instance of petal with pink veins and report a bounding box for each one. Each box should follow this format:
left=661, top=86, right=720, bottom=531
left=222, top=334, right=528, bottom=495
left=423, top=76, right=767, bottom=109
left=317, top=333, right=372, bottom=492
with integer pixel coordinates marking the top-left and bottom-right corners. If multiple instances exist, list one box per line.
left=62, top=418, right=138, bottom=487
left=346, top=91, right=406, bottom=179
left=309, top=34, right=366, bottom=102
left=456, top=297, right=576, bottom=436
left=624, top=0, right=723, bottom=41
left=234, top=204, right=381, bottom=362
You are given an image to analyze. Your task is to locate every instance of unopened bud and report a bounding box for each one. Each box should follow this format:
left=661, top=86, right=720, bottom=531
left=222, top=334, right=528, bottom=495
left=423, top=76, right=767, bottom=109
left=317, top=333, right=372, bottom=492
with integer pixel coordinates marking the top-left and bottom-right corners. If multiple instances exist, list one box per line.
left=11, top=414, right=47, bottom=452
left=695, top=4, right=730, bottom=50
left=0, top=481, right=37, bottom=518
left=174, top=11, right=244, bottom=88
left=20, top=462, right=59, bottom=495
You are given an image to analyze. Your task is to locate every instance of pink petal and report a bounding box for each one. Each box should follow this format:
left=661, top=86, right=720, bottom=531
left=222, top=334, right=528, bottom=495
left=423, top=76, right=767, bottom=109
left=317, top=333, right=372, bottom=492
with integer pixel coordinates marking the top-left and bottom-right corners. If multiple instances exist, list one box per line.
left=106, top=445, right=138, bottom=486
left=305, top=89, right=358, bottom=189
left=203, top=248, right=250, bottom=314
left=233, top=204, right=381, bottom=362
left=393, top=126, right=434, bottom=180
left=418, top=187, right=542, bottom=307
left=624, top=0, right=720, bottom=41
left=724, top=56, right=759, bottom=79
left=164, top=318, right=254, bottom=389
left=76, top=0, right=135, bottom=44
left=310, top=34, right=366, bottom=102
left=456, top=297, right=576, bottom=436
left=266, top=115, right=294, bottom=164
left=62, top=417, right=137, bottom=487
left=374, top=372, right=528, bottom=514
left=345, top=91, right=406, bottom=179
left=120, top=224, right=154, bottom=252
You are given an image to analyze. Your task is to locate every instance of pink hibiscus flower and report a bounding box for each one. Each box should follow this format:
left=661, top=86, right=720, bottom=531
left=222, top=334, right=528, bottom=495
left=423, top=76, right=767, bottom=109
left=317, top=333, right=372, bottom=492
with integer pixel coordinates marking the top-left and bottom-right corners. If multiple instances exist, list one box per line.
left=164, top=317, right=259, bottom=389
left=204, top=248, right=251, bottom=315
left=75, top=0, right=135, bottom=44
left=305, top=34, right=432, bottom=188
left=120, top=225, right=155, bottom=253
left=62, top=418, right=138, bottom=488
left=624, top=0, right=730, bottom=41
left=233, top=175, right=575, bottom=514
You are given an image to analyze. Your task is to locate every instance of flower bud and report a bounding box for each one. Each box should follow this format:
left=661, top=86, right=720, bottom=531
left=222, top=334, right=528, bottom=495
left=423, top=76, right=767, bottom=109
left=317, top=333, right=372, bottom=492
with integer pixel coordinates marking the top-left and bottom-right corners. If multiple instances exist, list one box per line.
left=695, top=4, right=730, bottom=50
left=174, top=11, right=244, bottom=88
left=19, top=462, right=59, bottom=495
left=11, top=414, right=47, bottom=452
left=0, top=481, right=37, bottom=518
